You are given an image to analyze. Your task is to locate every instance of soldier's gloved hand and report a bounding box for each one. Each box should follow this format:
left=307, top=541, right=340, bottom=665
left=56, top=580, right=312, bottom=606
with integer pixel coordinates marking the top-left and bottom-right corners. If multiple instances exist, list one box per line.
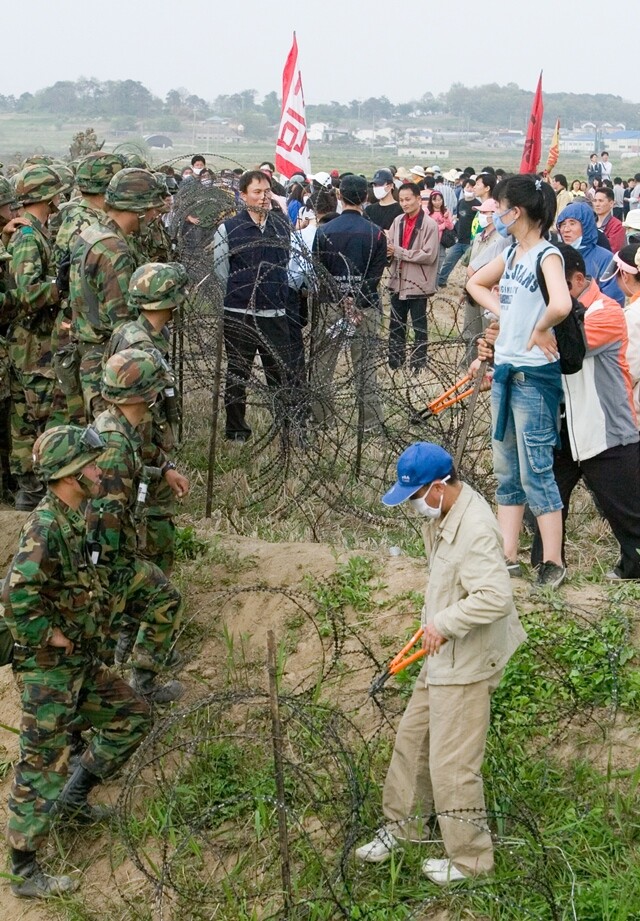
left=55, top=253, right=71, bottom=300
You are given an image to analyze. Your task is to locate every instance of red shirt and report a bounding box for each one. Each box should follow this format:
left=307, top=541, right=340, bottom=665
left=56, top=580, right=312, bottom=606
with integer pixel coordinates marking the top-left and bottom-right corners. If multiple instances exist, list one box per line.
left=401, top=212, right=419, bottom=250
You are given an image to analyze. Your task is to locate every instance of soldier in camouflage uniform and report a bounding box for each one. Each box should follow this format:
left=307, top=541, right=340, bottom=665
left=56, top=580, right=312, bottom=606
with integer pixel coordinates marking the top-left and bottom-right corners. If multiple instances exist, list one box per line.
left=133, top=173, right=175, bottom=264
left=0, top=178, right=24, bottom=498
left=3, top=424, right=151, bottom=900
left=88, top=348, right=184, bottom=703
left=106, top=263, right=189, bottom=573
left=7, top=165, right=69, bottom=510
left=69, top=168, right=166, bottom=420
left=51, top=153, right=125, bottom=425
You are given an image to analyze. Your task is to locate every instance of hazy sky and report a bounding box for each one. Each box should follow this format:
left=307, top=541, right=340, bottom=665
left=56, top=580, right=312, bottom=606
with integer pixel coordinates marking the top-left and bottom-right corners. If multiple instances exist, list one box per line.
left=2, top=0, right=638, bottom=106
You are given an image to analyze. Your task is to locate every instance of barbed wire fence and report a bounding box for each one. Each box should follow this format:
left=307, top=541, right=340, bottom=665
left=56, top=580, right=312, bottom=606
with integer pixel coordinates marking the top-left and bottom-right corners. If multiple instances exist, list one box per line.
left=84, top=154, right=638, bottom=919
left=105, top=580, right=639, bottom=921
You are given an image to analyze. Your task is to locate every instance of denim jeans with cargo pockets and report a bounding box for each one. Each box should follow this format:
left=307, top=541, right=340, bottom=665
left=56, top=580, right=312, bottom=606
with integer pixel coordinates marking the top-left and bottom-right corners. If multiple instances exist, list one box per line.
left=490, top=373, right=562, bottom=517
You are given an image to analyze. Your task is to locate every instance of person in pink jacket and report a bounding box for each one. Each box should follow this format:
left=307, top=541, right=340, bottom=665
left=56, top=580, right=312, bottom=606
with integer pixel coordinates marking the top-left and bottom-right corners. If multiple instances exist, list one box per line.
left=427, top=192, right=455, bottom=280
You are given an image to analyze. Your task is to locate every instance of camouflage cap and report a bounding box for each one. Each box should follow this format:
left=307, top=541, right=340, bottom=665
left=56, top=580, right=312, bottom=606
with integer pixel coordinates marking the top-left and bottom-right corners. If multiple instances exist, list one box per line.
left=104, top=168, right=167, bottom=213
left=76, top=152, right=125, bottom=194
left=0, top=176, right=18, bottom=209
left=128, top=262, right=189, bottom=312
left=101, top=347, right=169, bottom=405
left=12, top=165, right=66, bottom=205
left=33, top=424, right=105, bottom=483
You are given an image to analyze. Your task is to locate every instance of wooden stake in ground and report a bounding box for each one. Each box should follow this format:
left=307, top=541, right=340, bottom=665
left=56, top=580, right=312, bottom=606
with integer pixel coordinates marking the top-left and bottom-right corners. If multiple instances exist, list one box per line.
left=454, top=359, right=488, bottom=471
left=267, top=630, right=293, bottom=917
left=205, top=310, right=225, bottom=518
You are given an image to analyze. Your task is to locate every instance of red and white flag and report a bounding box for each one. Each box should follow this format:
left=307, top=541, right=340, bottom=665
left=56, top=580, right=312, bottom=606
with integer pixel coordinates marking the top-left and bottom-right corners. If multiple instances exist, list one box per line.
left=275, top=33, right=311, bottom=180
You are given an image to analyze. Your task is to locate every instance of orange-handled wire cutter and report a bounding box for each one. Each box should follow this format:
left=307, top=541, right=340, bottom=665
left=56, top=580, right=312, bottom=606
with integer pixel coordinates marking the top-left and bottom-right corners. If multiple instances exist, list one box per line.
left=413, top=375, right=475, bottom=422
left=369, top=627, right=426, bottom=696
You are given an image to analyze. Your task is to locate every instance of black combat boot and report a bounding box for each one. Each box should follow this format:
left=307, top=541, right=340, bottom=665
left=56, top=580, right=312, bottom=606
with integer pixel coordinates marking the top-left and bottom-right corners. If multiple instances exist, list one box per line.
left=55, top=764, right=112, bottom=824
left=10, top=848, right=77, bottom=899
left=130, top=667, right=184, bottom=703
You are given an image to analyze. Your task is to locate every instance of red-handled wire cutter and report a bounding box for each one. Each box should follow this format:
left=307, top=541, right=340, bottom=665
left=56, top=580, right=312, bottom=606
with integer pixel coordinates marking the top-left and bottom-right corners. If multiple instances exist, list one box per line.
left=369, top=627, right=426, bottom=696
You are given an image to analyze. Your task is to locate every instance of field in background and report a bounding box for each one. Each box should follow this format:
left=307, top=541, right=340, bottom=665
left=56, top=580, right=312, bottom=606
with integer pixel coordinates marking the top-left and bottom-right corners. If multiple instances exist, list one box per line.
left=3, top=114, right=640, bottom=180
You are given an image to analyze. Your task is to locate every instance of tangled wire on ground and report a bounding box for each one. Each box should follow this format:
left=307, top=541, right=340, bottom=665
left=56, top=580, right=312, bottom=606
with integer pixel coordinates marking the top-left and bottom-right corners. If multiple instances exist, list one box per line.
left=106, top=581, right=640, bottom=921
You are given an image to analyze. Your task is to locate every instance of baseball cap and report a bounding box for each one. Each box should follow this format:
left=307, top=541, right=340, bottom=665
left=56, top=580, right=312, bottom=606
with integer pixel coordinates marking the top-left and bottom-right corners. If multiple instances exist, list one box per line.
left=372, top=168, right=394, bottom=186
left=382, top=443, right=454, bottom=507
left=340, top=174, right=368, bottom=205
left=473, top=198, right=498, bottom=213
left=310, top=171, right=332, bottom=188
left=623, top=211, right=640, bottom=232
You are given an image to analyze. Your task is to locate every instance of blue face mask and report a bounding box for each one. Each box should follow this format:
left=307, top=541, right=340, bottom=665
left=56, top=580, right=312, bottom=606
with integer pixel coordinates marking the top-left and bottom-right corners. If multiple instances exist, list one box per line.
left=492, top=208, right=516, bottom=239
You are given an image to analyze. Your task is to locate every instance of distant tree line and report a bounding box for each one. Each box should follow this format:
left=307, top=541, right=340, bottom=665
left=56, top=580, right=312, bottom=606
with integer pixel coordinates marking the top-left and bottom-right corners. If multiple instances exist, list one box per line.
left=0, top=78, right=638, bottom=130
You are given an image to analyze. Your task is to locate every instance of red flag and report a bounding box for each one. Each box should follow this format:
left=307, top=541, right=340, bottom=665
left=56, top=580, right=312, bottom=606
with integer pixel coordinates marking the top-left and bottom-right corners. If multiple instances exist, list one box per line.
left=275, top=33, right=311, bottom=179
left=519, top=72, right=543, bottom=174
left=546, top=118, right=560, bottom=172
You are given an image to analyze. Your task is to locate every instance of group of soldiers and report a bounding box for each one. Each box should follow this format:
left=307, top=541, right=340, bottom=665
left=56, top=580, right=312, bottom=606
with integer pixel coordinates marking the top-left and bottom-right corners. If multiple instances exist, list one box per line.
left=0, top=152, right=193, bottom=898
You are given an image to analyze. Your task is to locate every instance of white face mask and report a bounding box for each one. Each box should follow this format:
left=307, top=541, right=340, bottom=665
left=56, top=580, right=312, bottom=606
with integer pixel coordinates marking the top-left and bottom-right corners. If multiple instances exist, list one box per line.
left=408, top=476, right=450, bottom=520
left=373, top=185, right=389, bottom=201
left=570, top=236, right=583, bottom=250
left=478, top=213, right=490, bottom=228
left=192, top=166, right=203, bottom=176
left=463, top=189, right=476, bottom=200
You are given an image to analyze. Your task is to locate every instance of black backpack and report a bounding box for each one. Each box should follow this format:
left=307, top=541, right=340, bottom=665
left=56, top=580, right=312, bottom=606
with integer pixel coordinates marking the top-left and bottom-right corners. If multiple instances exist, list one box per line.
left=534, top=245, right=587, bottom=375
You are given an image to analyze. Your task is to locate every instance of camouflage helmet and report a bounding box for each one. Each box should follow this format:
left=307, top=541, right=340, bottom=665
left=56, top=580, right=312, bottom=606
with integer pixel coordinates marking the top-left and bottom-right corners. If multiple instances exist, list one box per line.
left=101, top=347, right=169, bottom=405
left=52, top=163, right=75, bottom=196
left=12, top=165, right=66, bottom=205
left=128, top=262, right=189, bottom=312
left=123, top=152, right=150, bottom=170
left=32, top=424, right=105, bottom=483
left=0, top=176, right=18, bottom=209
left=104, top=168, right=167, bottom=213
left=76, top=152, right=125, bottom=194
left=21, top=155, right=56, bottom=168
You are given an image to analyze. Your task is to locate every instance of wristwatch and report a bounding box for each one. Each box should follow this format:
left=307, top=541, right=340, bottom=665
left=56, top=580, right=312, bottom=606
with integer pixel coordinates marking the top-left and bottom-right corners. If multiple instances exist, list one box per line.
left=162, top=461, right=177, bottom=477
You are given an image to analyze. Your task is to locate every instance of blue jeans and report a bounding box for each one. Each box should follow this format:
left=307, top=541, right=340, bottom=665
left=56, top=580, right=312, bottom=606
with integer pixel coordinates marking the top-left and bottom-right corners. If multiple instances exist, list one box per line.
left=437, top=242, right=470, bottom=287
left=490, top=373, right=562, bottom=517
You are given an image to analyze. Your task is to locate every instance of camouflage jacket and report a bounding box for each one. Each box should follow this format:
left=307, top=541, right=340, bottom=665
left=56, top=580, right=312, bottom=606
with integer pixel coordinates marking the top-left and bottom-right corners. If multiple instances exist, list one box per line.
left=69, top=217, right=137, bottom=346
left=133, top=219, right=173, bottom=265
left=7, top=212, right=60, bottom=375
left=1, top=492, right=105, bottom=649
left=52, top=199, right=108, bottom=271
left=0, top=240, right=17, bottom=333
left=87, top=406, right=144, bottom=570
left=106, top=315, right=176, bottom=464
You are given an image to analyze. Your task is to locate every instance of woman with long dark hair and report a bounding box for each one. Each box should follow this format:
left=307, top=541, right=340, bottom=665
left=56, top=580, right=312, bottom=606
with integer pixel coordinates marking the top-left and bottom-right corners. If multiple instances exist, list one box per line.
left=466, top=175, right=572, bottom=588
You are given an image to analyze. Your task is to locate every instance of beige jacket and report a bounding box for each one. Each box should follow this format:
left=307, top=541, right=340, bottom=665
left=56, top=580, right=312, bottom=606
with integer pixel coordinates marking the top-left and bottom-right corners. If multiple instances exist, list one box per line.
left=420, top=483, right=526, bottom=685
left=387, top=209, right=439, bottom=299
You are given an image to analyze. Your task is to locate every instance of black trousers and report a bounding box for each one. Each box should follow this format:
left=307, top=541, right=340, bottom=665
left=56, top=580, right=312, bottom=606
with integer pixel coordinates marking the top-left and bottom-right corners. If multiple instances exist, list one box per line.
left=223, top=312, right=291, bottom=438
left=388, top=294, right=428, bottom=371
left=531, top=432, right=640, bottom=578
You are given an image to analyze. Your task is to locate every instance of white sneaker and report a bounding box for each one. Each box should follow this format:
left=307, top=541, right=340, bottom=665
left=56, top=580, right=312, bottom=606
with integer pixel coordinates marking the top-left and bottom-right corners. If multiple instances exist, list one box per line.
left=421, top=857, right=469, bottom=885
left=355, top=827, right=398, bottom=863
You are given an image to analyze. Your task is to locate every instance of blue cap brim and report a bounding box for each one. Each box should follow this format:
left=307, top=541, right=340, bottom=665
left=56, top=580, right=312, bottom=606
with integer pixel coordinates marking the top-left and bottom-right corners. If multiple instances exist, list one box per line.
left=381, top=482, right=419, bottom=507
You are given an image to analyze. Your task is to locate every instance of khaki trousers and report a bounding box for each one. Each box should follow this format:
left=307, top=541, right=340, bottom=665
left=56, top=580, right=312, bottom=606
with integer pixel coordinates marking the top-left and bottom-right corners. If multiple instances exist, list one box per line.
left=382, top=663, right=502, bottom=876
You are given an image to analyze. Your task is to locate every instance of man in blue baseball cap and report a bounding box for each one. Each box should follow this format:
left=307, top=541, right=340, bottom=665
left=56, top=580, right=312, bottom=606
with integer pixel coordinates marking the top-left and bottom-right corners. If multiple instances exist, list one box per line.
left=357, top=442, right=526, bottom=886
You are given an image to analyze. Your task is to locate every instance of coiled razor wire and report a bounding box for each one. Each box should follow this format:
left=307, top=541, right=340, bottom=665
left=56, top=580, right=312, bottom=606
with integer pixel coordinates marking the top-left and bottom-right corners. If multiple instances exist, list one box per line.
left=101, top=581, right=640, bottom=921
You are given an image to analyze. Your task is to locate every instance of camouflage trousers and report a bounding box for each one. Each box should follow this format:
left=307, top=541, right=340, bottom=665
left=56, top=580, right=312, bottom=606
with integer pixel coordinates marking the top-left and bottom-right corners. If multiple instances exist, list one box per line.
left=7, top=645, right=150, bottom=853
left=79, top=345, right=108, bottom=421
left=141, top=516, right=176, bottom=576
left=108, top=558, right=182, bottom=672
left=9, top=371, right=56, bottom=476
